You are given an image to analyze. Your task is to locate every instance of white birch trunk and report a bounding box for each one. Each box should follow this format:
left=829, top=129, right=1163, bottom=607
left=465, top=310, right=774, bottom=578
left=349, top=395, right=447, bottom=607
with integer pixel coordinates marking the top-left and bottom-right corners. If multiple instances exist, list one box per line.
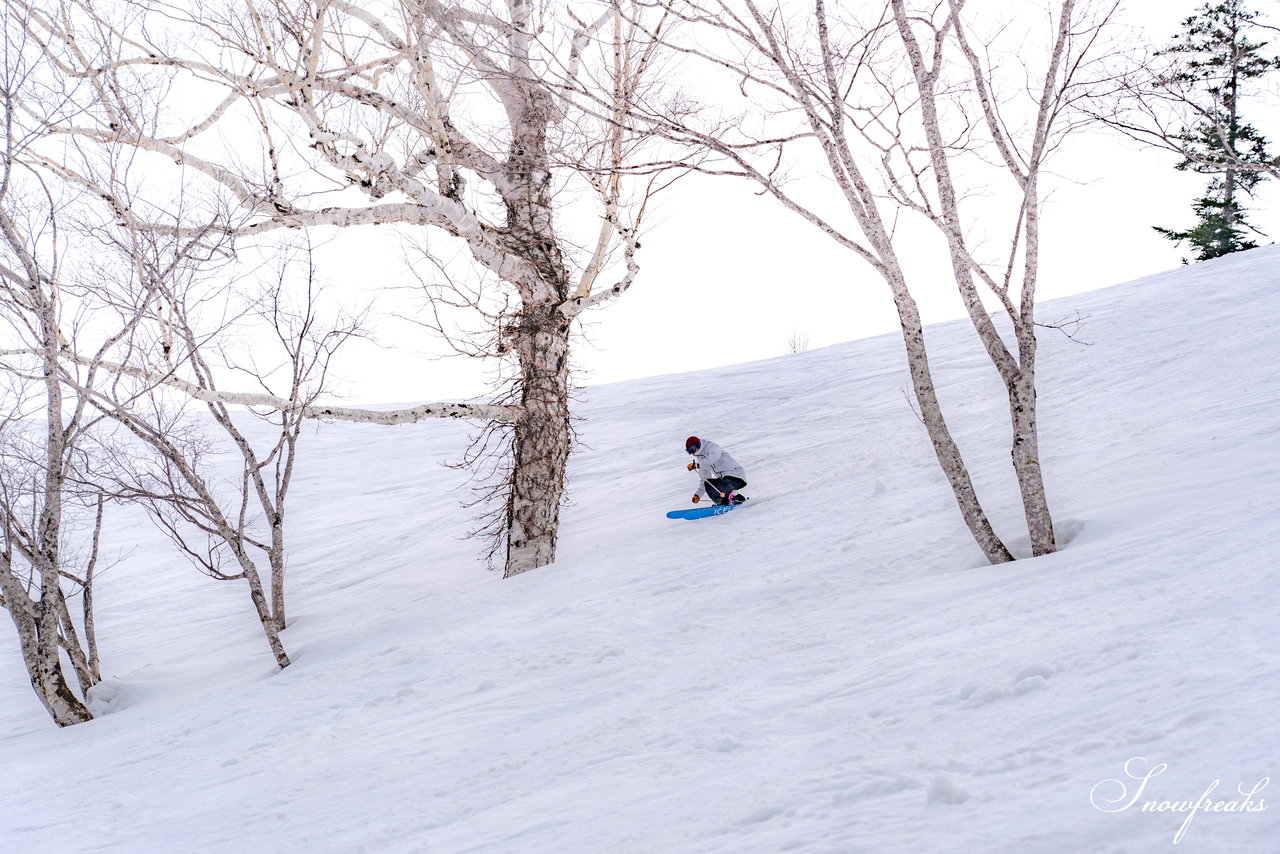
left=32, top=233, right=93, bottom=724
left=1011, top=172, right=1056, bottom=557
left=505, top=310, right=573, bottom=577
left=0, top=143, right=97, bottom=725
left=0, top=558, right=92, bottom=726
left=233, top=545, right=291, bottom=668
left=499, top=0, right=575, bottom=577
left=0, top=267, right=95, bottom=726
left=738, top=0, right=1016, bottom=564
left=889, top=283, right=1016, bottom=565
left=893, top=0, right=1058, bottom=557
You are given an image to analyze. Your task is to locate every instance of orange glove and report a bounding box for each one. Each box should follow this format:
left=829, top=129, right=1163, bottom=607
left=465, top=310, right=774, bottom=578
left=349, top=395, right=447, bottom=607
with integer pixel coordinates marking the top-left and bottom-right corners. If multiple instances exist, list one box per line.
left=687, top=462, right=697, bottom=471
left=691, top=494, right=701, bottom=504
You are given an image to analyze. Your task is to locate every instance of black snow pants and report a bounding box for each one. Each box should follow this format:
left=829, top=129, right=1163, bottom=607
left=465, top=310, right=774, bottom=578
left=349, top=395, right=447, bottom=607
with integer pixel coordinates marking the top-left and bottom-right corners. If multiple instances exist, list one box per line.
left=703, top=476, right=746, bottom=505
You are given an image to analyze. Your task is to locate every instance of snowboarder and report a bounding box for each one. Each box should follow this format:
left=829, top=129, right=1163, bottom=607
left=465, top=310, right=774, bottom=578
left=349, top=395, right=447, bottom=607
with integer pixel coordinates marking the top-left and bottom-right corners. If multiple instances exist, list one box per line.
left=684, top=436, right=749, bottom=506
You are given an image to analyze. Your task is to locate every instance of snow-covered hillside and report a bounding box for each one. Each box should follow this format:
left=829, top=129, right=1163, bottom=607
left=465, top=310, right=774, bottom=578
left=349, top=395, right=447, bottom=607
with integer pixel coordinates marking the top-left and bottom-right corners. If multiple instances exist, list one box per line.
left=3, top=248, right=1278, bottom=853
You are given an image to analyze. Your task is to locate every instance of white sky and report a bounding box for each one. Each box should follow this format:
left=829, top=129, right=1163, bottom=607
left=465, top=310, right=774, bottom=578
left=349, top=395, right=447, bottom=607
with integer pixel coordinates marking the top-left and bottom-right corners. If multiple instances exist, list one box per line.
left=322, top=0, right=1280, bottom=404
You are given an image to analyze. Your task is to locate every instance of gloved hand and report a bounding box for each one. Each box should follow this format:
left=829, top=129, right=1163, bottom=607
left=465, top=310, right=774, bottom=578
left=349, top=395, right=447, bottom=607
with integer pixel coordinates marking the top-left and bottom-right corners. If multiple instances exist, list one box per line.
left=687, top=462, right=697, bottom=471
left=691, top=494, right=700, bottom=504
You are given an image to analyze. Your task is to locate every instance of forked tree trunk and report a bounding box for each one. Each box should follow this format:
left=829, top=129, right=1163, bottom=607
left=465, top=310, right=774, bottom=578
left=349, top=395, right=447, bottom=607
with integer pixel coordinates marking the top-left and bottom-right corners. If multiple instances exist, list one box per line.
left=0, top=562, right=93, bottom=726
left=235, top=547, right=291, bottom=668
left=34, top=592, right=93, bottom=725
left=716, top=0, right=1016, bottom=565
left=894, top=0, right=1058, bottom=559
left=29, top=287, right=94, bottom=724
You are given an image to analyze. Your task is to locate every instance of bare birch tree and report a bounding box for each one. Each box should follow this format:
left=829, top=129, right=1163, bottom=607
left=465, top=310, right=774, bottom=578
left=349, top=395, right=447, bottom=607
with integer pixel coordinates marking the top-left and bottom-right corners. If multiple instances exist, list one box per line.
left=637, top=0, right=1122, bottom=561
left=18, top=0, right=669, bottom=578
left=4, top=167, right=478, bottom=678
left=0, top=9, right=104, bottom=724
left=0, top=212, right=104, bottom=725
left=64, top=210, right=367, bottom=669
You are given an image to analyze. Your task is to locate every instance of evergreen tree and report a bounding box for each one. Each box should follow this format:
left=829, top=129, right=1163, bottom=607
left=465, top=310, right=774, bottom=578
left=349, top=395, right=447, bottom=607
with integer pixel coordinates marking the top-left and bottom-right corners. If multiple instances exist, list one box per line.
left=1153, top=0, right=1279, bottom=260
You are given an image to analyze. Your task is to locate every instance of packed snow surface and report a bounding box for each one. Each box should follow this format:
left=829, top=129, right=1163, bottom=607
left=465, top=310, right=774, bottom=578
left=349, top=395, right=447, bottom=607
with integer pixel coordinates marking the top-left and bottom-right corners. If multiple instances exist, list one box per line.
left=3, top=248, right=1278, bottom=853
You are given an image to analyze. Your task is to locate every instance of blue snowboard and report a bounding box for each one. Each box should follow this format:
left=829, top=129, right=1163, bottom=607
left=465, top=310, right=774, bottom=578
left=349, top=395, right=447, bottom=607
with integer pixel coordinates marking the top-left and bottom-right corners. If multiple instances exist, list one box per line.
left=666, top=503, right=742, bottom=521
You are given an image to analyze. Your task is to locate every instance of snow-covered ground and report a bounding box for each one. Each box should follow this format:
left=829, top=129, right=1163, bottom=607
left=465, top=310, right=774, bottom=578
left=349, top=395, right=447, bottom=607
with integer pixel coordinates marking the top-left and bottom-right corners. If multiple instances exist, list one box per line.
left=2, top=248, right=1278, bottom=853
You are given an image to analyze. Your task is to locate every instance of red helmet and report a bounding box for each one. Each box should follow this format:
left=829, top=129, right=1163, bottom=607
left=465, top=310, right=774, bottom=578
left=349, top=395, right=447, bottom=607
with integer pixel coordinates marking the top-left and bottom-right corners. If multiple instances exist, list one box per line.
left=685, top=436, right=701, bottom=454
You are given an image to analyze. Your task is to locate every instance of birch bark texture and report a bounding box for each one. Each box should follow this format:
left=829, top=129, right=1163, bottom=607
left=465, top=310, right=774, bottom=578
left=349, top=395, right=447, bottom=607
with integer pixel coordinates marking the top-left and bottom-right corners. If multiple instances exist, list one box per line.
left=642, top=0, right=1123, bottom=562
left=17, top=0, right=661, bottom=578
left=0, top=214, right=101, bottom=725
left=0, top=6, right=109, bottom=725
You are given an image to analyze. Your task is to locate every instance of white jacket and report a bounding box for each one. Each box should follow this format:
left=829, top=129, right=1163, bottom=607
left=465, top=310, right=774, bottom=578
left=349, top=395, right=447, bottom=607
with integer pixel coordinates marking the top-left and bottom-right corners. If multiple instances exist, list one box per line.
left=689, top=440, right=746, bottom=498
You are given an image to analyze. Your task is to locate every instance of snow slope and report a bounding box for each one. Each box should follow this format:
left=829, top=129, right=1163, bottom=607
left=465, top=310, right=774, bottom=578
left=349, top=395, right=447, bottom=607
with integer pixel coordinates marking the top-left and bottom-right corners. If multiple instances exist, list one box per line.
left=2, top=247, right=1278, bottom=853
